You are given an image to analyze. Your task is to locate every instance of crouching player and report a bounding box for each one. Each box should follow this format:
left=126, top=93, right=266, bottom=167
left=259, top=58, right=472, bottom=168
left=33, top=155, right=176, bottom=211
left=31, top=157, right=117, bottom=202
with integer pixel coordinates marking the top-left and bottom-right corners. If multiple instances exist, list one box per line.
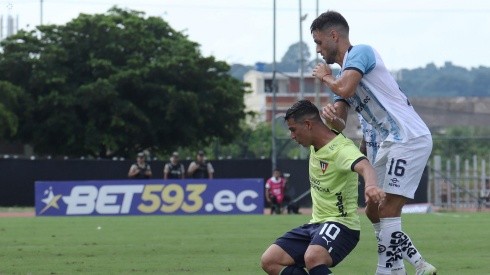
left=261, top=100, right=385, bottom=275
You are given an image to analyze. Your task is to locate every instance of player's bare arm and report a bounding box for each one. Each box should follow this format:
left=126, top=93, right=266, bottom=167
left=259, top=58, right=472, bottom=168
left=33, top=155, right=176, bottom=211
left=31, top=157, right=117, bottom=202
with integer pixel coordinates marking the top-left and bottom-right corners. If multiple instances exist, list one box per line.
left=353, top=159, right=385, bottom=204
left=321, top=101, right=348, bottom=132
left=359, top=139, right=367, bottom=156
left=312, top=64, right=362, bottom=99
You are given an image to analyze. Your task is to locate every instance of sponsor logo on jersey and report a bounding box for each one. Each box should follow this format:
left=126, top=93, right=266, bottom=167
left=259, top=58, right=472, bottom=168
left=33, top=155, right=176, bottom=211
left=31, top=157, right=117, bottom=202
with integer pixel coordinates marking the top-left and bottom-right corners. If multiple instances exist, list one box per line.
left=388, top=178, right=400, bottom=188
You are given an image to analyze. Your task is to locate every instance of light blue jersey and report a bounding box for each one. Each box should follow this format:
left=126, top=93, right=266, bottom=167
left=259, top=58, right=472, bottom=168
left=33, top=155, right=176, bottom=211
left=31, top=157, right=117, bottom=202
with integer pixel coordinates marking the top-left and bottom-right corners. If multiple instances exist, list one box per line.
left=336, top=45, right=430, bottom=143
left=359, top=116, right=380, bottom=163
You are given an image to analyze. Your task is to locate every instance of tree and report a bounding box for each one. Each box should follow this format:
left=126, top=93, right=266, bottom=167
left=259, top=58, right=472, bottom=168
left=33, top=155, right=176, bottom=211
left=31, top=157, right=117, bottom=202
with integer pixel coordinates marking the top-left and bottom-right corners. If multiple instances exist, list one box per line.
left=0, top=81, right=23, bottom=139
left=0, top=7, right=246, bottom=157
left=278, top=41, right=311, bottom=73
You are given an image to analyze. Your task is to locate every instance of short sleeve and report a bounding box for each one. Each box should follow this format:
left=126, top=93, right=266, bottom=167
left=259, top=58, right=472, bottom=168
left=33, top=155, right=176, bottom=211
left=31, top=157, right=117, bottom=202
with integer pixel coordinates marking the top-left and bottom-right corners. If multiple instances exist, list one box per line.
left=335, top=143, right=365, bottom=172
left=344, top=45, right=376, bottom=75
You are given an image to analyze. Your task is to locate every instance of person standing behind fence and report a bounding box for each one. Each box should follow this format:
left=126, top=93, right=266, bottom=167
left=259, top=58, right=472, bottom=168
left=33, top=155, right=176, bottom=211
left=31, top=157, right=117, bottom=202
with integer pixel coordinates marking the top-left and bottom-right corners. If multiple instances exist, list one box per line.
left=128, top=152, right=152, bottom=179
left=478, top=178, right=490, bottom=210
left=163, top=152, right=185, bottom=180
left=187, top=150, right=214, bottom=179
left=265, top=169, right=288, bottom=214
left=310, top=10, right=436, bottom=275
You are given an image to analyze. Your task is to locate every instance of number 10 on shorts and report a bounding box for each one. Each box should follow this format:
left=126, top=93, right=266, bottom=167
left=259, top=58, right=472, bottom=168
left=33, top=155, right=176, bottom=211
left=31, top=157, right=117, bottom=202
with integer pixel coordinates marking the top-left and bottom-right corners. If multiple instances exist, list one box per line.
left=319, top=223, right=340, bottom=253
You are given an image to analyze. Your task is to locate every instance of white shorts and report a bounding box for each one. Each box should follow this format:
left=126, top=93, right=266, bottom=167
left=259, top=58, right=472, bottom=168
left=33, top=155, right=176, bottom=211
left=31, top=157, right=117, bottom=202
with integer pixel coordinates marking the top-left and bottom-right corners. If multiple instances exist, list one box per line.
left=373, top=135, right=432, bottom=199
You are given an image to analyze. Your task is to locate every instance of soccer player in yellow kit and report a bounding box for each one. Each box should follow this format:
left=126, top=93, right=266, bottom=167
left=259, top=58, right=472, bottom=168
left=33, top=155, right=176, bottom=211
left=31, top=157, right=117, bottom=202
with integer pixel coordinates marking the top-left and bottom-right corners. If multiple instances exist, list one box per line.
left=261, top=100, right=385, bottom=275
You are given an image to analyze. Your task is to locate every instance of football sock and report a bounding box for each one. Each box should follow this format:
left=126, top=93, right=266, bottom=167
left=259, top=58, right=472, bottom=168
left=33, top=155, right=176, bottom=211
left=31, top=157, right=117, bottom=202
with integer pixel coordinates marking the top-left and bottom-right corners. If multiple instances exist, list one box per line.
left=309, top=264, right=332, bottom=275
left=279, top=265, right=309, bottom=275
left=373, top=222, right=381, bottom=240
left=376, top=217, right=405, bottom=275
left=397, top=229, right=424, bottom=267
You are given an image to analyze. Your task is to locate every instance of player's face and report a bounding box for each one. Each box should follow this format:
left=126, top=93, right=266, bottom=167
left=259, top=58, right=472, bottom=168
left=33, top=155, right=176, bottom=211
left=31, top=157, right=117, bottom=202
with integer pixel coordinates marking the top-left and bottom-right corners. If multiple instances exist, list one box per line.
left=312, top=29, right=337, bottom=65
left=286, top=118, right=311, bottom=147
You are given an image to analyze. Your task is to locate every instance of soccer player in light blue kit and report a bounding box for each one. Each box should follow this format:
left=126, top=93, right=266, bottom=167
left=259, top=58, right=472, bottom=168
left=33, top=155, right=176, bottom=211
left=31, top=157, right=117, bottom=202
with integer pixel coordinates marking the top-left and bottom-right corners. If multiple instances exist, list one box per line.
left=311, top=10, right=437, bottom=275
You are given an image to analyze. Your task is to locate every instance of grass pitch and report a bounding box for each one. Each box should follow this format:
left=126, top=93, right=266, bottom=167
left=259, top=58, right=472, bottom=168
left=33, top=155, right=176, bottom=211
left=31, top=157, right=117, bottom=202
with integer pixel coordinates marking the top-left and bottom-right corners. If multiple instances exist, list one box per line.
left=0, top=212, right=489, bottom=274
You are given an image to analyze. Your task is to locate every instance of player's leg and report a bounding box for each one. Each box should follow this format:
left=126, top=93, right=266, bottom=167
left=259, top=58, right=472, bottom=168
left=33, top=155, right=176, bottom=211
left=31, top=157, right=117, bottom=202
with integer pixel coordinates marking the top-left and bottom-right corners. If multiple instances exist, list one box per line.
left=307, top=222, right=360, bottom=275
left=378, top=196, right=436, bottom=275
left=304, top=245, right=333, bottom=275
left=377, top=136, right=436, bottom=275
left=373, top=143, right=406, bottom=275
left=270, top=196, right=277, bottom=214
left=261, top=244, right=306, bottom=275
left=262, top=224, right=314, bottom=275
left=364, top=200, right=381, bottom=259
left=377, top=193, right=408, bottom=275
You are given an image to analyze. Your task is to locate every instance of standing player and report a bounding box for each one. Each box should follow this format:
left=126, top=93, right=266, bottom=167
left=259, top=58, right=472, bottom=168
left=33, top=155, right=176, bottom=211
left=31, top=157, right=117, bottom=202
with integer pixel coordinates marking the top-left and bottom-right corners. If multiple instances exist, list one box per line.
left=261, top=100, right=385, bottom=275
left=310, top=10, right=437, bottom=275
left=265, top=169, right=288, bottom=214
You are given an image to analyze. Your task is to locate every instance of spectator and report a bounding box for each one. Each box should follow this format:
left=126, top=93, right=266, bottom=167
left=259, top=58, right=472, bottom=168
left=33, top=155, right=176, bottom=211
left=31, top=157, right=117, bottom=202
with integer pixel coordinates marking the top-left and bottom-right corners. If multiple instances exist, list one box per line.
left=265, top=169, right=288, bottom=214
left=187, top=150, right=214, bottom=179
left=127, top=152, right=152, bottom=179
left=478, top=178, right=490, bottom=210
left=163, top=152, right=185, bottom=180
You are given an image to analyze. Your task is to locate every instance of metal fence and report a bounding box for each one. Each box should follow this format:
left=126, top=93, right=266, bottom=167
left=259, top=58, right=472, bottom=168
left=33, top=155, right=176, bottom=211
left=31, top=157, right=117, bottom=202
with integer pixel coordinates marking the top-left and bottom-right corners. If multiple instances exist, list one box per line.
left=430, top=155, right=489, bottom=210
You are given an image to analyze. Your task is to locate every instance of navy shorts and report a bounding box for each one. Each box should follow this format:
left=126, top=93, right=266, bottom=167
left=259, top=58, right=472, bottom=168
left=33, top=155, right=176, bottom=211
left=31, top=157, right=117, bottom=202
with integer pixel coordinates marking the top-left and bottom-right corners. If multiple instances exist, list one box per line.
left=274, top=222, right=360, bottom=267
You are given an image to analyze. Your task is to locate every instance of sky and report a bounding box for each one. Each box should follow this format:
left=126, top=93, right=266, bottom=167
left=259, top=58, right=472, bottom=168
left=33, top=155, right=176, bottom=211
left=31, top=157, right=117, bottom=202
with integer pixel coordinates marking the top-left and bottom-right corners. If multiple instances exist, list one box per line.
left=2, top=0, right=490, bottom=70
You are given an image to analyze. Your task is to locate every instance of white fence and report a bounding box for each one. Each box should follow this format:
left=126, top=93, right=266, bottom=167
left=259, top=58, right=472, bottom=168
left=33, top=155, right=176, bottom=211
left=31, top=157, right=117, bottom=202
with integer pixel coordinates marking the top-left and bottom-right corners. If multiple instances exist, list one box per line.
left=430, top=155, right=489, bottom=210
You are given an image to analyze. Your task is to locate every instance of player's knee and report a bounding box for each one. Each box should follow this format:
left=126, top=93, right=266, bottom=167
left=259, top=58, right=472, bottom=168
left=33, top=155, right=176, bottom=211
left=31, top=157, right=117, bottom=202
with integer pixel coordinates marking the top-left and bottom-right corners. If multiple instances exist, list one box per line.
left=260, top=253, right=270, bottom=271
left=365, top=202, right=379, bottom=222
left=304, top=247, right=332, bottom=270
left=378, top=202, right=402, bottom=217
left=378, top=194, right=407, bottom=217
left=260, top=250, right=275, bottom=273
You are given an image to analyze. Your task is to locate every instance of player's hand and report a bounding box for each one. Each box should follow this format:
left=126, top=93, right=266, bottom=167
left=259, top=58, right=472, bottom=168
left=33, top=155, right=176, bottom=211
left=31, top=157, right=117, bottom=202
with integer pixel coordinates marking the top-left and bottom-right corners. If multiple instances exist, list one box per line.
left=364, top=185, right=385, bottom=204
left=321, top=103, right=338, bottom=122
left=312, top=63, right=332, bottom=80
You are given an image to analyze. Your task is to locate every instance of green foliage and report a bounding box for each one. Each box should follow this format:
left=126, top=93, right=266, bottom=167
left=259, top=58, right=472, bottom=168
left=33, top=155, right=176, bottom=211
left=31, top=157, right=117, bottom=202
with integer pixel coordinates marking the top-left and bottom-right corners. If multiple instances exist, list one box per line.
left=0, top=213, right=489, bottom=274
left=209, top=117, right=308, bottom=160
left=213, top=121, right=273, bottom=159
left=0, top=81, right=23, bottom=139
left=398, top=62, right=490, bottom=97
left=0, top=7, right=246, bottom=157
left=279, top=41, right=311, bottom=72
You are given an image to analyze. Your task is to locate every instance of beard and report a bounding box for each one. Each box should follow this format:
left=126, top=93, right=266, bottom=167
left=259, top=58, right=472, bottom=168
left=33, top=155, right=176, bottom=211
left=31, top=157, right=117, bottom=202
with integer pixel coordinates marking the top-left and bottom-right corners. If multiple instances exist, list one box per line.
left=323, top=47, right=337, bottom=65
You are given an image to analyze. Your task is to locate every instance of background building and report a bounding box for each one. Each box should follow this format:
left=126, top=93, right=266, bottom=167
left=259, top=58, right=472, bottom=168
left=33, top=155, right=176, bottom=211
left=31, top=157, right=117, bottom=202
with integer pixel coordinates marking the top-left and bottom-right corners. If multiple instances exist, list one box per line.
left=243, top=69, right=362, bottom=139
left=0, top=14, right=19, bottom=40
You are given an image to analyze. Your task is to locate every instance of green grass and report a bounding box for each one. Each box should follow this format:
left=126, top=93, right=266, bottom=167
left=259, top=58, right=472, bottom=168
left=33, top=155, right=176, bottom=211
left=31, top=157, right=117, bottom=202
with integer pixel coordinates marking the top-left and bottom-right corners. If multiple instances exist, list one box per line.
left=0, top=212, right=489, bottom=274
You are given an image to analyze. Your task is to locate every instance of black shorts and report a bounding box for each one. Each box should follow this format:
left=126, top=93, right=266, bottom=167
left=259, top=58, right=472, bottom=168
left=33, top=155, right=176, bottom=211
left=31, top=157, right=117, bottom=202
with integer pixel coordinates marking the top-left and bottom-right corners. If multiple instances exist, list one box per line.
left=274, top=222, right=360, bottom=267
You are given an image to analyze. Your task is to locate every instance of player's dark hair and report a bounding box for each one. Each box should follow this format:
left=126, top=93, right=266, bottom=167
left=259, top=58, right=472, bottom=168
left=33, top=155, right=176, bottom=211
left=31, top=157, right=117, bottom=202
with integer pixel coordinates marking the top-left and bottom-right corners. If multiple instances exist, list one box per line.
left=310, top=10, right=349, bottom=35
left=284, top=99, right=321, bottom=123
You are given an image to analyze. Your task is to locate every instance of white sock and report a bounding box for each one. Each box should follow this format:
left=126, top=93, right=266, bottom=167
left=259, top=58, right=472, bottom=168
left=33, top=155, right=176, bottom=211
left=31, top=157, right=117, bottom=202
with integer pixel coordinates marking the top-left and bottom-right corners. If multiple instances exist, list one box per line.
left=376, top=217, right=405, bottom=274
left=397, top=228, right=424, bottom=267
left=373, top=222, right=381, bottom=241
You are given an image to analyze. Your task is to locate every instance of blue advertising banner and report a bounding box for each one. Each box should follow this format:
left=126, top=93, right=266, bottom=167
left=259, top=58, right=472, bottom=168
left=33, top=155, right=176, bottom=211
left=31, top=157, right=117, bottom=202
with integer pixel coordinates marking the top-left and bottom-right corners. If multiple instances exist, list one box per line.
left=35, top=179, right=264, bottom=216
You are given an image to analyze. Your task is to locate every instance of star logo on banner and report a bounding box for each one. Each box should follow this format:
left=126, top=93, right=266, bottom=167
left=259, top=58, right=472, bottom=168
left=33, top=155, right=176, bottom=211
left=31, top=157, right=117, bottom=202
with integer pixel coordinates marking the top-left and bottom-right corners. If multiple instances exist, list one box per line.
left=40, top=186, right=63, bottom=214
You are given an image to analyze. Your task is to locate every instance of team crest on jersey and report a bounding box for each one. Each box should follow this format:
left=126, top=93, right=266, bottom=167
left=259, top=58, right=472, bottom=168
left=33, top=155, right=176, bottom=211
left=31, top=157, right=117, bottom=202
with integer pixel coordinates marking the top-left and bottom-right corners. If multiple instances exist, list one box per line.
left=320, top=161, right=328, bottom=174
